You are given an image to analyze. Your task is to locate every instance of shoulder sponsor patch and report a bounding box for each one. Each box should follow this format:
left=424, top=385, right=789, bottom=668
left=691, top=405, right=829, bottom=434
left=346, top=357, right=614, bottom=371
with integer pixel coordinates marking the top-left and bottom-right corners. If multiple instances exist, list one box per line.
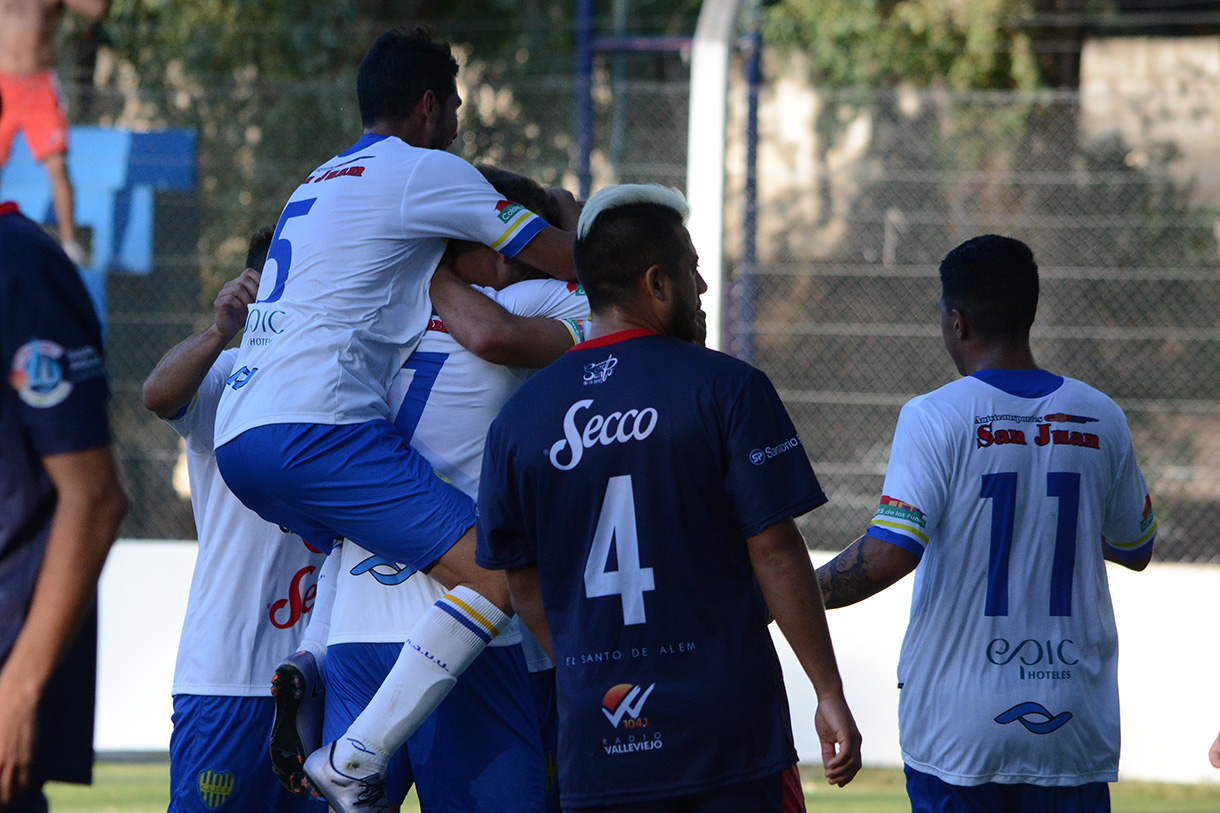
left=876, top=495, right=926, bottom=527
left=495, top=200, right=525, bottom=223
left=9, top=339, right=73, bottom=407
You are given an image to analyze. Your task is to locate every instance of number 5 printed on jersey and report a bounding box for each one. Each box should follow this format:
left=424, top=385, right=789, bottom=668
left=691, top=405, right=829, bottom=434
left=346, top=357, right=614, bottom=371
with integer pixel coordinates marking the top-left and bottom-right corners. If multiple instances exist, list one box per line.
left=260, top=198, right=317, bottom=304
left=585, top=475, right=655, bottom=625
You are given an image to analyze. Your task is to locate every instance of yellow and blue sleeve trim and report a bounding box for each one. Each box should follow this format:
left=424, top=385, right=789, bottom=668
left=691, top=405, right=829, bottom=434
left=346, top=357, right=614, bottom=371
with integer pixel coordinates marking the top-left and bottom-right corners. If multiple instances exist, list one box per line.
left=167, top=392, right=198, bottom=423
left=866, top=521, right=927, bottom=560
left=490, top=211, right=546, bottom=258
left=1103, top=521, right=1157, bottom=563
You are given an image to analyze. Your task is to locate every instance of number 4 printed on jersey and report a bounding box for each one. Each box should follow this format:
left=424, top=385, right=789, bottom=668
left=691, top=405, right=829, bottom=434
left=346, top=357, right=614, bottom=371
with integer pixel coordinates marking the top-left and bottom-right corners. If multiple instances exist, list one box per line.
left=585, top=475, right=655, bottom=625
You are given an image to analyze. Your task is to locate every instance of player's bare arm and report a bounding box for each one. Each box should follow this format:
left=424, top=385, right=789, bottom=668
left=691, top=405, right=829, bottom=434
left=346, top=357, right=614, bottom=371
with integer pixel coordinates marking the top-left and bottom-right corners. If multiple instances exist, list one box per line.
left=816, top=534, right=919, bottom=610
left=0, top=446, right=125, bottom=805
left=141, top=268, right=260, bottom=418
left=747, top=519, right=862, bottom=787
left=429, top=264, right=576, bottom=367
left=505, top=564, right=553, bottom=661
left=512, top=225, right=577, bottom=283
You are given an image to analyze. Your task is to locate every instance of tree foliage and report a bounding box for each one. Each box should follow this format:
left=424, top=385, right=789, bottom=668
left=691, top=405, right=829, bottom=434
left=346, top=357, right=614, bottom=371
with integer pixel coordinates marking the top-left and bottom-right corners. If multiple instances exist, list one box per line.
left=765, top=0, right=1041, bottom=90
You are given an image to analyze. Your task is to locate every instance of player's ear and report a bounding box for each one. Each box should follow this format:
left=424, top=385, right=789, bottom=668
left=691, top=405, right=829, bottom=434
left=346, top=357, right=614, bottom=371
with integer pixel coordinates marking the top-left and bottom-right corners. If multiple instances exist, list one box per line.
left=643, top=265, right=668, bottom=303
left=951, top=308, right=969, bottom=341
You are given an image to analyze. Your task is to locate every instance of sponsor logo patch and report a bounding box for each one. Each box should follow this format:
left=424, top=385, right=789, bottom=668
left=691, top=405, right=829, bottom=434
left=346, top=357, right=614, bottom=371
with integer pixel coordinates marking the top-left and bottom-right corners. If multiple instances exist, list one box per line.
left=495, top=200, right=525, bottom=223
left=994, top=701, right=1073, bottom=734
left=601, top=683, right=655, bottom=729
left=583, top=354, right=617, bottom=385
left=876, top=495, right=926, bottom=527
left=9, top=339, right=73, bottom=407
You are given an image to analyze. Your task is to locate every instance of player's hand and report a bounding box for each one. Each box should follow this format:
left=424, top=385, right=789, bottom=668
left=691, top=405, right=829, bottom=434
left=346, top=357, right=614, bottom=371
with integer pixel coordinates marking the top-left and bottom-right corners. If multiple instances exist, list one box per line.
left=214, top=268, right=262, bottom=343
left=546, top=187, right=582, bottom=231
left=1210, top=731, right=1220, bottom=769
left=0, top=676, right=38, bottom=806
left=814, top=694, right=862, bottom=787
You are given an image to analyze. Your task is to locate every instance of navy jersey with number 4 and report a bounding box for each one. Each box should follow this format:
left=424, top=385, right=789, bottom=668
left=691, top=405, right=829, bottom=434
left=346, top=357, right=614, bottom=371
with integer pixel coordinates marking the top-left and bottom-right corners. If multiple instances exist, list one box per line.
left=477, top=329, right=827, bottom=808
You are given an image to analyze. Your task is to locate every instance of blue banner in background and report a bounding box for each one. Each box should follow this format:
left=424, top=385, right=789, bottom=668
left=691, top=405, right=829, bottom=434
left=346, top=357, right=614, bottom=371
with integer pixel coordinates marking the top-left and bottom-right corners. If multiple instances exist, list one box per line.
left=0, top=126, right=195, bottom=320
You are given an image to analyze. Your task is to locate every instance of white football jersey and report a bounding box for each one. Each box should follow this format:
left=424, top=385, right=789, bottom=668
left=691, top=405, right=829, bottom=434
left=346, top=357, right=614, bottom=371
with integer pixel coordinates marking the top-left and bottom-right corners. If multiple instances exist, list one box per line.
left=168, top=349, right=326, bottom=696
left=867, top=369, right=1156, bottom=786
left=328, top=279, right=589, bottom=655
left=214, top=135, right=546, bottom=447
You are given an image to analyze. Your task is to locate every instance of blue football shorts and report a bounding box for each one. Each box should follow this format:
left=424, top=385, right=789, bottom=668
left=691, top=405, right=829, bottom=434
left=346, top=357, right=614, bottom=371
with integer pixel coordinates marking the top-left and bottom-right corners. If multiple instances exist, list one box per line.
left=905, top=765, right=1110, bottom=813
left=169, top=694, right=327, bottom=813
left=215, top=420, right=476, bottom=567
left=324, top=641, right=546, bottom=812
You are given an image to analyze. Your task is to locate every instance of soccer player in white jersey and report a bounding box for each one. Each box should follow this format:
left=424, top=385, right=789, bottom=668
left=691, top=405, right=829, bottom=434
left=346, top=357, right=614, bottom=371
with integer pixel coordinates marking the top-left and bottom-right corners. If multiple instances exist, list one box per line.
left=209, top=29, right=576, bottom=811
left=816, top=235, right=1157, bottom=813
left=142, top=231, right=327, bottom=813
left=314, top=171, right=587, bottom=812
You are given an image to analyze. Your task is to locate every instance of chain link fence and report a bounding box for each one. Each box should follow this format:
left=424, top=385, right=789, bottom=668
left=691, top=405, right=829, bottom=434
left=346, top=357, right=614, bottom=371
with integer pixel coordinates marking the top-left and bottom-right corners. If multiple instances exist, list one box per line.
left=728, top=82, right=1220, bottom=564
left=44, top=32, right=1216, bottom=564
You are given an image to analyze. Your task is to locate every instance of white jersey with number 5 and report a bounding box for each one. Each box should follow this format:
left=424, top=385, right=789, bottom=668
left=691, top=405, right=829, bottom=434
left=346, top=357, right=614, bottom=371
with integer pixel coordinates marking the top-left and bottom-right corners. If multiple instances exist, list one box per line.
left=328, top=279, right=588, bottom=661
left=867, top=369, right=1156, bottom=786
left=214, top=134, right=545, bottom=447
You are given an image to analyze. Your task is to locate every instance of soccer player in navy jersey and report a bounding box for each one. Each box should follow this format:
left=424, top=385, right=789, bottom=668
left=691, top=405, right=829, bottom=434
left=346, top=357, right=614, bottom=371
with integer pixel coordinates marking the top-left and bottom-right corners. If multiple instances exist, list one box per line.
left=0, top=192, right=127, bottom=810
left=816, top=235, right=1155, bottom=813
left=477, top=184, right=861, bottom=811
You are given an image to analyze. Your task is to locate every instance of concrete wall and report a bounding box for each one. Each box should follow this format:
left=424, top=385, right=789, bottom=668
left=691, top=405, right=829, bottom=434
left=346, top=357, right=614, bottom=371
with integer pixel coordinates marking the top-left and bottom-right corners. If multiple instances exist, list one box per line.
left=1081, top=37, right=1220, bottom=209
left=98, top=541, right=1220, bottom=784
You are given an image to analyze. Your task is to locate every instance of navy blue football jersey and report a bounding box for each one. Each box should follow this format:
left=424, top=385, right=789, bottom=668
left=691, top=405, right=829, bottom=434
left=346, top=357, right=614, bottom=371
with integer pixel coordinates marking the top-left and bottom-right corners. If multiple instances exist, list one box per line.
left=0, top=202, right=109, bottom=783
left=477, top=329, right=827, bottom=807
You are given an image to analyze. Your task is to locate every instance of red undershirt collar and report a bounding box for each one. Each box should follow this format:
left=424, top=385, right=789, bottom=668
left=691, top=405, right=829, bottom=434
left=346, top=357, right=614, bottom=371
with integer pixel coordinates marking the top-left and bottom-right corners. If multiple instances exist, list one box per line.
left=568, top=328, right=660, bottom=353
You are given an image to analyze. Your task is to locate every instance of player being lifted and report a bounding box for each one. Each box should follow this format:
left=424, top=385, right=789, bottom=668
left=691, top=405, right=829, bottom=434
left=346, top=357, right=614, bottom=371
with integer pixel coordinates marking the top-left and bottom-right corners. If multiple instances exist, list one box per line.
left=212, top=28, right=575, bottom=812
left=272, top=167, right=585, bottom=812
left=477, top=184, right=861, bottom=810
left=817, top=235, right=1156, bottom=812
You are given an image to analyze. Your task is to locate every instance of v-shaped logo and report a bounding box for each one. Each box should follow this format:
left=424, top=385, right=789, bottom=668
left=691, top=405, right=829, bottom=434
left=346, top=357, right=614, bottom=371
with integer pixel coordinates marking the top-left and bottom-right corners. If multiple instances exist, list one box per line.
left=601, top=683, right=656, bottom=728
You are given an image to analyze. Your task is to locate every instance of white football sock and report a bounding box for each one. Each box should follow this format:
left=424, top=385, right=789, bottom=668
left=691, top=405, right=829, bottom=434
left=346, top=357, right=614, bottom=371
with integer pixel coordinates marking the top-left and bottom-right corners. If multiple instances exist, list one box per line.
left=339, top=586, right=509, bottom=764
left=295, top=544, right=340, bottom=671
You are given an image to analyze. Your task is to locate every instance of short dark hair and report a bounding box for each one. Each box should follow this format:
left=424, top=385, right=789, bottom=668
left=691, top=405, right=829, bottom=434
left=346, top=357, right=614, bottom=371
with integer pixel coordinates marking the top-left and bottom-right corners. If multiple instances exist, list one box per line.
left=576, top=204, right=689, bottom=313
left=939, top=234, right=1039, bottom=339
left=246, top=226, right=274, bottom=272
left=477, top=165, right=561, bottom=228
left=357, top=28, right=459, bottom=128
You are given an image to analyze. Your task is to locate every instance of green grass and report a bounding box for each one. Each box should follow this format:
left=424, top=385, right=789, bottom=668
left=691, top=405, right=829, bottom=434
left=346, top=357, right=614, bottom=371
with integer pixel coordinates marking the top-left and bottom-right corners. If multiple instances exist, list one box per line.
left=40, top=761, right=1220, bottom=812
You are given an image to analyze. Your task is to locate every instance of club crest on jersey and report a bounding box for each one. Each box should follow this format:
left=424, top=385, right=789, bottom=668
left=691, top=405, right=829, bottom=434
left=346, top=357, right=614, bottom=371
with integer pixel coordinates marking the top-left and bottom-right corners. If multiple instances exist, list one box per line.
left=197, top=769, right=235, bottom=809
left=548, top=399, right=658, bottom=470
left=583, top=354, right=617, bottom=385
left=9, top=339, right=72, bottom=407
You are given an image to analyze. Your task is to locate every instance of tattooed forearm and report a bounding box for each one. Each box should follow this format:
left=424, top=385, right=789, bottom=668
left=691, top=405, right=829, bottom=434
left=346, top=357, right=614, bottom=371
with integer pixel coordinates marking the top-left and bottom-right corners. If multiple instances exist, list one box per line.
left=816, top=534, right=918, bottom=609
left=816, top=542, right=878, bottom=609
